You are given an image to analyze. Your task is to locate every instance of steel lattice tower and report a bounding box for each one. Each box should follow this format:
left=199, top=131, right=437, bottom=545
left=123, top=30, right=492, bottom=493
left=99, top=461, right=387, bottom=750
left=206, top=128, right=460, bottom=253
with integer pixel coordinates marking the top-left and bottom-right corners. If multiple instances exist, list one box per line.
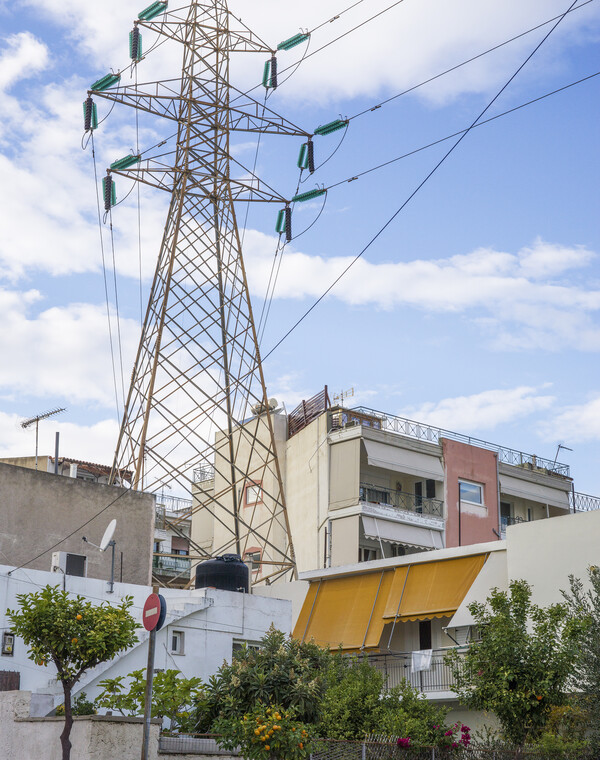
left=90, top=0, right=306, bottom=583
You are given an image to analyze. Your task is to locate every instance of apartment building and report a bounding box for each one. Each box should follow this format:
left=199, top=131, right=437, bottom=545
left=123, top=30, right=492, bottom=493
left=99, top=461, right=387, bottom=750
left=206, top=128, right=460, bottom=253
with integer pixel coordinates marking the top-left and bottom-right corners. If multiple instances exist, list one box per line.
left=191, top=387, right=599, bottom=578
left=152, top=493, right=192, bottom=588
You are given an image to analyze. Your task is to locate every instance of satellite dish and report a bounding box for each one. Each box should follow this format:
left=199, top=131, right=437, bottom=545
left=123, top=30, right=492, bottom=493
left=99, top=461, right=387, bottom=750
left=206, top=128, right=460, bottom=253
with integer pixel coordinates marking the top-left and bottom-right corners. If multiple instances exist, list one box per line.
left=99, top=519, right=117, bottom=552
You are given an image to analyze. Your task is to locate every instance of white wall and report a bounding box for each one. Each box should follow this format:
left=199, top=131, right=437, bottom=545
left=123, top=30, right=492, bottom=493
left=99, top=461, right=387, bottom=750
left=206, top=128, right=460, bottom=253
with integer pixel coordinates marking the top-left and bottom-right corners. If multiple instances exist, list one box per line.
left=0, top=565, right=291, bottom=708
left=506, top=508, right=600, bottom=607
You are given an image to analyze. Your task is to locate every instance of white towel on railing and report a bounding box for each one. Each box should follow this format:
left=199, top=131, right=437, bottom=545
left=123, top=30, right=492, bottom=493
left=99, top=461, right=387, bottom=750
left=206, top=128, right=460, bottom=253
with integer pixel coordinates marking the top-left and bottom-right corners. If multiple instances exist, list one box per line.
left=411, top=649, right=432, bottom=672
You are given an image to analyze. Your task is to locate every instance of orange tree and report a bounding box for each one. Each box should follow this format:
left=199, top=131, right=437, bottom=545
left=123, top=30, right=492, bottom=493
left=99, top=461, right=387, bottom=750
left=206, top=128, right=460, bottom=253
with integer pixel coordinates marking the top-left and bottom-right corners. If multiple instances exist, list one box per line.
left=445, top=580, right=584, bottom=749
left=214, top=703, right=315, bottom=760
left=7, top=585, right=138, bottom=760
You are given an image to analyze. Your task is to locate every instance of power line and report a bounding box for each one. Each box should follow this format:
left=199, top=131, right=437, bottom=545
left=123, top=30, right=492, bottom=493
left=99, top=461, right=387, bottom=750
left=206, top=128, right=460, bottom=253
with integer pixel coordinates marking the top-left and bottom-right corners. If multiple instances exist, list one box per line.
left=327, top=71, right=600, bottom=190
left=262, top=0, right=582, bottom=363
left=347, top=0, right=596, bottom=122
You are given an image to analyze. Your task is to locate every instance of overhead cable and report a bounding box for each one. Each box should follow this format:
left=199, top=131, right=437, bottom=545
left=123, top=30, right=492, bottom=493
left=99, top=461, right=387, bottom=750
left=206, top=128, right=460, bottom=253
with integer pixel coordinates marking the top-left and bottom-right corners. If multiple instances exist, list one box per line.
left=262, top=0, right=583, bottom=362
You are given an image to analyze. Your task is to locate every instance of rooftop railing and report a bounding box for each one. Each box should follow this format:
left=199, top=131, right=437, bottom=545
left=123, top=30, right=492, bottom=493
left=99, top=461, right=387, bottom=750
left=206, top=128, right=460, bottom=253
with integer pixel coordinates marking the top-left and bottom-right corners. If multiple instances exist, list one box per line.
left=351, top=406, right=570, bottom=478
left=152, top=555, right=191, bottom=575
left=571, top=491, right=600, bottom=512
left=360, top=483, right=443, bottom=518
left=193, top=465, right=215, bottom=483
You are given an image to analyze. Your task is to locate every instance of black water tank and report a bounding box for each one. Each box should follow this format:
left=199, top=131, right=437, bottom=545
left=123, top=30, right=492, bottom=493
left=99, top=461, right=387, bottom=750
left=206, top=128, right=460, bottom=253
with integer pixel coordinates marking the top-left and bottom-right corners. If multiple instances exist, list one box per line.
left=195, top=554, right=249, bottom=593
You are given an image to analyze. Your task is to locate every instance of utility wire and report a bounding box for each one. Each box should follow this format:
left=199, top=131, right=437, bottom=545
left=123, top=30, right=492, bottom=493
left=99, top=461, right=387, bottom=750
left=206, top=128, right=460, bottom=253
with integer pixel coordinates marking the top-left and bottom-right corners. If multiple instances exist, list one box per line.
left=91, top=133, right=122, bottom=425
left=309, top=0, right=369, bottom=34
left=6, top=486, right=131, bottom=576
left=262, top=0, right=582, bottom=363
left=327, top=71, right=600, bottom=190
left=348, top=0, right=596, bottom=122
left=230, top=0, right=407, bottom=105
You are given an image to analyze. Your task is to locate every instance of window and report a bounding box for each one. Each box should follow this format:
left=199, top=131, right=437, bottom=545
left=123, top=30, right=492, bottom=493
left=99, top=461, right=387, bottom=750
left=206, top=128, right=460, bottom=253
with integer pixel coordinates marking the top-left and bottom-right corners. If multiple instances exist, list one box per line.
left=172, top=548, right=189, bottom=556
left=359, top=548, right=378, bottom=563
left=232, top=640, right=261, bottom=657
left=459, top=480, right=484, bottom=505
left=170, top=630, right=185, bottom=655
left=389, top=544, right=405, bottom=558
left=419, top=620, right=432, bottom=650
left=153, top=540, right=162, bottom=553
left=1, top=633, right=14, bottom=657
left=244, top=481, right=263, bottom=506
left=244, top=549, right=262, bottom=575
left=425, top=479, right=436, bottom=499
left=414, top=482, right=423, bottom=509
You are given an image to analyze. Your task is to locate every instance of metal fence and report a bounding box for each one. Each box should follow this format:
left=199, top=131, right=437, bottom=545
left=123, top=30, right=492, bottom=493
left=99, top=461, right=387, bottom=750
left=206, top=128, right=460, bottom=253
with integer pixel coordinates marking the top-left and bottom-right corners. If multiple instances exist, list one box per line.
left=158, top=735, right=594, bottom=759
left=360, top=483, right=444, bottom=518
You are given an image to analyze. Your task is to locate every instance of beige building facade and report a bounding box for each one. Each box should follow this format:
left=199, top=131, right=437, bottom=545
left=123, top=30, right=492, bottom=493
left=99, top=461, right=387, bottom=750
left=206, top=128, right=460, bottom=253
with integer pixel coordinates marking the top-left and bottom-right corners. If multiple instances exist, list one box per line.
left=191, top=388, right=597, bottom=582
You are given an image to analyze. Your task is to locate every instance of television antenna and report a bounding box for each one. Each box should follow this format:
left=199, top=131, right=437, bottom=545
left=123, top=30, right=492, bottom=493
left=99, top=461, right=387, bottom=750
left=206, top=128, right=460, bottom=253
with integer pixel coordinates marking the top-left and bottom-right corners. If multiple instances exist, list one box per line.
left=552, top=443, right=573, bottom=470
left=20, top=407, right=66, bottom=470
left=332, top=388, right=355, bottom=407
left=82, top=519, right=117, bottom=593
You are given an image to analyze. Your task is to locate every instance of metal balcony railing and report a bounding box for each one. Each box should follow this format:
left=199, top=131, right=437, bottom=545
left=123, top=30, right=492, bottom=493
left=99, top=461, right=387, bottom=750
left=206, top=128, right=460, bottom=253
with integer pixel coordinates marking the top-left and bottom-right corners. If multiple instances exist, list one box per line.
left=193, top=465, right=215, bottom=483
left=352, top=406, right=570, bottom=478
left=360, top=483, right=443, bottom=517
left=367, top=648, right=464, bottom=693
left=572, top=491, right=600, bottom=512
left=152, top=555, right=191, bottom=575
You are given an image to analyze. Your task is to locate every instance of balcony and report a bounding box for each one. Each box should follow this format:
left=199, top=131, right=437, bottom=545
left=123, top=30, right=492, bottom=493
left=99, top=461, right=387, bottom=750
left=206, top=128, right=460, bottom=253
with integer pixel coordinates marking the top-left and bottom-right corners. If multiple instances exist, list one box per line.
left=152, top=555, right=191, bottom=577
left=368, top=648, right=464, bottom=694
left=360, top=483, right=443, bottom=518
left=352, top=406, right=570, bottom=478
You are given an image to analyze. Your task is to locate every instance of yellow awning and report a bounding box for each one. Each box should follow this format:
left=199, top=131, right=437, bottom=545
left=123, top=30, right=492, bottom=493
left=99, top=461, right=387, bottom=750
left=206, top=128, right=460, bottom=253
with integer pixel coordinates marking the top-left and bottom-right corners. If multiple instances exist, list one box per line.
left=293, top=570, right=393, bottom=650
left=293, top=554, right=489, bottom=651
left=383, top=554, right=487, bottom=621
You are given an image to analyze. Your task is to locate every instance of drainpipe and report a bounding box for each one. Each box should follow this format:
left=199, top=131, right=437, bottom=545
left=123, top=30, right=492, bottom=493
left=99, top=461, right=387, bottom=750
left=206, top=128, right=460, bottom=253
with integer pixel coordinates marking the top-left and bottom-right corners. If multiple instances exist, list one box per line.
left=457, top=481, right=461, bottom=547
left=496, top=452, right=502, bottom=540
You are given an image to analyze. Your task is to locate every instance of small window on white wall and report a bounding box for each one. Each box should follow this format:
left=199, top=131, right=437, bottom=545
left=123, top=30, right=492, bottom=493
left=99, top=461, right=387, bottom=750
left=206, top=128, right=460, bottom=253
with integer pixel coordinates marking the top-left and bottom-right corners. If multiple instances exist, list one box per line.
left=459, top=480, right=484, bottom=505
left=170, top=630, right=185, bottom=655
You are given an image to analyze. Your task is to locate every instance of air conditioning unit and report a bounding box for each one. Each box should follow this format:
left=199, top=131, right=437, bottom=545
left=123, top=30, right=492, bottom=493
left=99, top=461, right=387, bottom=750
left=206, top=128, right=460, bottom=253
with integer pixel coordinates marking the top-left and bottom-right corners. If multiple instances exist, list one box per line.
left=51, top=551, right=87, bottom=577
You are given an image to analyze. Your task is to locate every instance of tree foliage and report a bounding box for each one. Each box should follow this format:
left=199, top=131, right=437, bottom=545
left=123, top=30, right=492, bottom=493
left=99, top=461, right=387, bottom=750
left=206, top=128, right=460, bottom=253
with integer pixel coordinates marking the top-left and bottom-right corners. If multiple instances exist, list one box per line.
left=7, top=585, right=138, bottom=760
left=95, top=668, right=204, bottom=732
left=214, top=703, right=315, bottom=760
left=446, top=579, right=583, bottom=748
left=561, top=566, right=600, bottom=751
left=199, top=627, right=331, bottom=730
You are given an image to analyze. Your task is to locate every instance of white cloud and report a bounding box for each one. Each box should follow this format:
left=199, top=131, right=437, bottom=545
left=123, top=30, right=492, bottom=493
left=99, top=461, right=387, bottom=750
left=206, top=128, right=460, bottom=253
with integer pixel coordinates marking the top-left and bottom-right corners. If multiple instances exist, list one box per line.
left=0, top=288, right=139, bottom=407
left=539, top=395, right=600, bottom=444
left=243, top=233, right=600, bottom=350
left=399, top=386, right=555, bottom=432
left=0, top=410, right=119, bottom=465
left=0, top=32, right=48, bottom=91
left=8, top=0, right=600, bottom=106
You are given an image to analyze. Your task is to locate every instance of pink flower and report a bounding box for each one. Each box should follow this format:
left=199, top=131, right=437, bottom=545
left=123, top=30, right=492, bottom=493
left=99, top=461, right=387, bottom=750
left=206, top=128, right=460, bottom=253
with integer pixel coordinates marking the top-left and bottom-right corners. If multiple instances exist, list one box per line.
left=461, top=725, right=470, bottom=733
left=397, top=737, right=411, bottom=748
left=444, top=730, right=453, bottom=736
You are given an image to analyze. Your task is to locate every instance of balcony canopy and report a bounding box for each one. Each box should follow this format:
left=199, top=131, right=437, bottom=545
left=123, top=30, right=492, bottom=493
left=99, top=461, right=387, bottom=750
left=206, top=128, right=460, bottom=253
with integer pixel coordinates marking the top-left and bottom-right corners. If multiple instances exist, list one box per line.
left=293, top=554, right=487, bottom=651
left=362, top=439, right=443, bottom=480
left=362, top=516, right=443, bottom=551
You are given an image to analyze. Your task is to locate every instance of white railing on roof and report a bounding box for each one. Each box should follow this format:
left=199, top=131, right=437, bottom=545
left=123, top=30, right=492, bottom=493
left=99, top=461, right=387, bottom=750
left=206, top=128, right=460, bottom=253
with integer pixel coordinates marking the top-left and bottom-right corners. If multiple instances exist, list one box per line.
left=351, top=406, right=570, bottom=478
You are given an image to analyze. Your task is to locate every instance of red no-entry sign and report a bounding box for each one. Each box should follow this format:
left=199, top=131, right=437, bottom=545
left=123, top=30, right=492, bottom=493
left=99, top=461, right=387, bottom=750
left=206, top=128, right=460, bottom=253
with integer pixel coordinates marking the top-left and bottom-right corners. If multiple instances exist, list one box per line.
left=142, top=593, right=166, bottom=631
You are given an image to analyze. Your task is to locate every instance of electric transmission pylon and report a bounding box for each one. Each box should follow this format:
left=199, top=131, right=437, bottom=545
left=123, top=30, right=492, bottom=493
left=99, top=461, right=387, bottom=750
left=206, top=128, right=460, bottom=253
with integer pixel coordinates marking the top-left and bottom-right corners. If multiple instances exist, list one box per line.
left=88, top=0, right=307, bottom=583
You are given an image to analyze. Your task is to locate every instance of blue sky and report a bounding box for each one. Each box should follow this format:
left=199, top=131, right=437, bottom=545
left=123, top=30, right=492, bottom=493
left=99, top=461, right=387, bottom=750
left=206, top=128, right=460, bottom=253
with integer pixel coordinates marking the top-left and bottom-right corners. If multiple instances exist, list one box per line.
left=0, top=0, right=598, bottom=496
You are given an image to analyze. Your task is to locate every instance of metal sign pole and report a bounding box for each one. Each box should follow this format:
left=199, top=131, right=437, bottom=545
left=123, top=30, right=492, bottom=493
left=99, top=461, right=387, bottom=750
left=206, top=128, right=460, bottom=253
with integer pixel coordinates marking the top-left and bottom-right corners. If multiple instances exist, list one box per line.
left=141, top=625, right=157, bottom=760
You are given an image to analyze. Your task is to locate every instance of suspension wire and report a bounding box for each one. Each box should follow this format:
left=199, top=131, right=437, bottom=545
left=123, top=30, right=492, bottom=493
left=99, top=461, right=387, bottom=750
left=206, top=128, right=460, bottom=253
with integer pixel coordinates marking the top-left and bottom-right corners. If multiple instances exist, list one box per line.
left=347, top=0, right=597, bottom=122
left=326, top=71, right=600, bottom=190
left=230, top=0, right=407, bottom=106
left=135, top=64, right=144, bottom=326
left=262, top=0, right=582, bottom=363
left=240, top=91, right=269, bottom=248
left=108, top=209, right=127, bottom=412
left=308, top=0, right=369, bottom=34
left=91, top=133, right=122, bottom=424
